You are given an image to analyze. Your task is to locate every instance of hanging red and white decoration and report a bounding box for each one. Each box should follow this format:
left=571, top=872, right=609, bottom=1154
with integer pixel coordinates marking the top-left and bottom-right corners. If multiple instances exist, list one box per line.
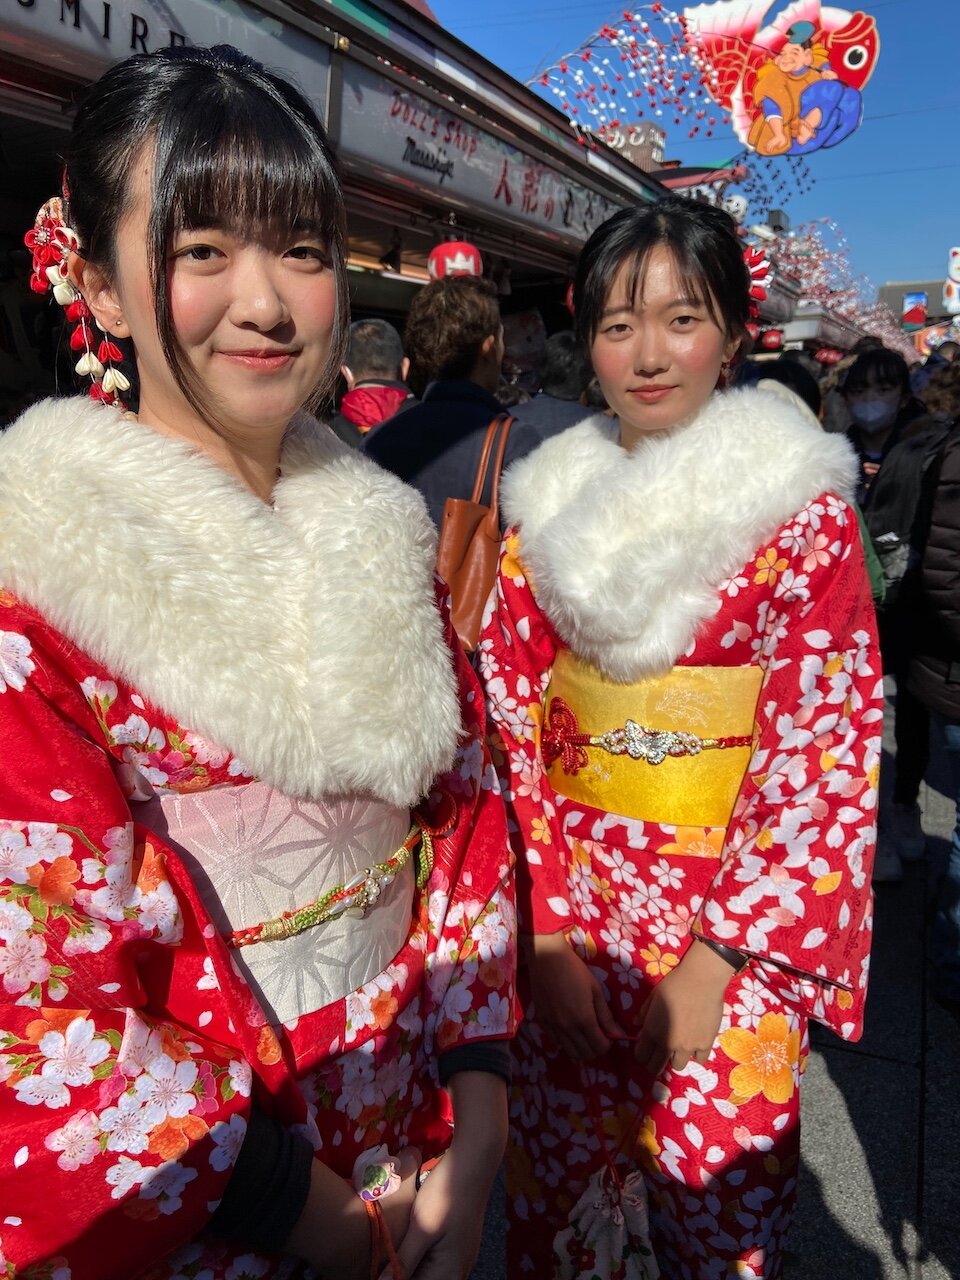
left=428, top=241, right=484, bottom=280
left=532, top=1, right=883, bottom=216
left=769, top=218, right=914, bottom=359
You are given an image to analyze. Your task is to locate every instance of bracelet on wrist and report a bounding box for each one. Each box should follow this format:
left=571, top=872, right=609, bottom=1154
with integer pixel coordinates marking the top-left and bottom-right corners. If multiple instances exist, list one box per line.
left=695, top=934, right=750, bottom=974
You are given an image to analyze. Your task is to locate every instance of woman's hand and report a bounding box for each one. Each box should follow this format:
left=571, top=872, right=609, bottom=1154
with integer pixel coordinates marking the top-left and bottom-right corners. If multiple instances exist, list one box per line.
left=523, top=930, right=625, bottom=1061
left=390, top=1072, right=506, bottom=1280
left=633, top=937, right=736, bottom=1078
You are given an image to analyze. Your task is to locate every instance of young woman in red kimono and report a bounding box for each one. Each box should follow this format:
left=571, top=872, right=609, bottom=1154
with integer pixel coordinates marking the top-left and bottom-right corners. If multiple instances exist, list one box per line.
left=480, top=199, right=881, bottom=1279
left=0, top=45, right=514, bottom=1280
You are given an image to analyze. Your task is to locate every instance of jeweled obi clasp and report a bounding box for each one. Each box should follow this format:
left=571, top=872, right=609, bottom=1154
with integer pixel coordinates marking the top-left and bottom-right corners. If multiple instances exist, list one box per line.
left=543, top=653, right=763, bottom=829
left=543, top=700, right=751, bottom=771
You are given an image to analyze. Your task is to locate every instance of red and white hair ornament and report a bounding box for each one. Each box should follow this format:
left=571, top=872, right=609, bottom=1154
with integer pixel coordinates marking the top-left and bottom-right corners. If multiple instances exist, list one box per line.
left=25, top=197, right=130, bottom=407
left=743, top=244, right=772, bottom=329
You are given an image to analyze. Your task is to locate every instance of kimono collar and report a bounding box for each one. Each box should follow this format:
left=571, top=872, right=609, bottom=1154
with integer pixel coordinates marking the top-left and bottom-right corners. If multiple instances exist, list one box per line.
left=0, top=397, right=461, bottom=806
left=500, top=386, right=859, bottom=683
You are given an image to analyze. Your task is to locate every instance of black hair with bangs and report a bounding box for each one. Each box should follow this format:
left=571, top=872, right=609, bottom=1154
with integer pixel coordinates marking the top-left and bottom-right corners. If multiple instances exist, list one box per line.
left=841, top=347, right=910, bottom=401
left=573, top=197, right=750, bottom=349
left=63, top=44, right=347, bottom=423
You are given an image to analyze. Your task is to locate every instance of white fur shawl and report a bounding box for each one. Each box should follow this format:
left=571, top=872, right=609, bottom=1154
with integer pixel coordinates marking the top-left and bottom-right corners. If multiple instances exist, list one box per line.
left=501, top=386, right=858, bottom=682
left=0, top=397, right=461, bottom=806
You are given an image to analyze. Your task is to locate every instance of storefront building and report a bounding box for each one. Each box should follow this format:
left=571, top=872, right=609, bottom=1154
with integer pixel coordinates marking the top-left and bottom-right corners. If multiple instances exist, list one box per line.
left=0, top=0, right=665, bottom=413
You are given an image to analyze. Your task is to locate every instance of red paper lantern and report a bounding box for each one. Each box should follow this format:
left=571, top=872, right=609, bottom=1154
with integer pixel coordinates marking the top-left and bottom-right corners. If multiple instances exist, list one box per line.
left=428, top=241, right=483, bottom=281
left=760, top=328, right=783, bottom=351
left=815, top=347, right=844, bottom=364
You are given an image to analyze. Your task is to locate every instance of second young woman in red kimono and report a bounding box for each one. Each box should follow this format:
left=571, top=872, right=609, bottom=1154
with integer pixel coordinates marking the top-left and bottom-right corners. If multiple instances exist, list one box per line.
left=480, top=199, right=881, bottom=1279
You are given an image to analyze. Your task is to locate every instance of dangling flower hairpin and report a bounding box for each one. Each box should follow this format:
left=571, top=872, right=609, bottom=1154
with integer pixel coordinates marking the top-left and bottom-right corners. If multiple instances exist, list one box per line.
left=25, top=197, right=130, bottom=407
left=742, top=245, right=772, bottom=343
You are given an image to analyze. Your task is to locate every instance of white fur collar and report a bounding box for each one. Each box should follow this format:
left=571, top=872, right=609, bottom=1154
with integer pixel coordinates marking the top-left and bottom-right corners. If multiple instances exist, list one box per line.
left=0, top=398, right=460, bottom=806
left=501, top=387, right=858, bottom=682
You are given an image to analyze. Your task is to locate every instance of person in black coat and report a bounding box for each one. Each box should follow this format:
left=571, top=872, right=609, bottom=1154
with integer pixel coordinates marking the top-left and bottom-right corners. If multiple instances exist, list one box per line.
left=843, top=347, right=932, bottom=504
left=363, top=277, right=540, bottom=528
left=850, top=349, right=946, bottom=878
left=909, top=416, right=960, bottom=1008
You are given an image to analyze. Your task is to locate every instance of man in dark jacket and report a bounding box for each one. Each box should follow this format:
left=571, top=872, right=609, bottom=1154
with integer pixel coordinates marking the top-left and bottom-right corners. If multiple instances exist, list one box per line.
left=909, top=423, right=960, bottom=1010
left=363, top=277, right=540, bottom=528
left=328, top=319, right=416, bottom=448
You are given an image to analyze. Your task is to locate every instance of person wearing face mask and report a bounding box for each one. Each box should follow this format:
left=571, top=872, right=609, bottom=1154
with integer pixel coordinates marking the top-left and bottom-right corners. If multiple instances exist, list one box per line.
left=848, top=349, right=951, bottom=880
left=843, top=348, right=931, bottom=503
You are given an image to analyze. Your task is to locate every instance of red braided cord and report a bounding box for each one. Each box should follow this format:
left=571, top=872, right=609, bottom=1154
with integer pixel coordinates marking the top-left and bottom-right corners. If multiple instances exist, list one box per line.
left=541, top=697, right=591, bottom=774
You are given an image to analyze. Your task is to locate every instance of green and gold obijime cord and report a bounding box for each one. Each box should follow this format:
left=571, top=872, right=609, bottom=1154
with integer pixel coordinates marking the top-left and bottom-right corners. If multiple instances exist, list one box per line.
left=226, top=820, right=435, bottom=949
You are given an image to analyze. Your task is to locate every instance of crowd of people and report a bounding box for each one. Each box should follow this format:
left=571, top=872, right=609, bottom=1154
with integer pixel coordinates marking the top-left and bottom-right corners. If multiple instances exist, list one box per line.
left=1, top=39, right=958, bottom=1280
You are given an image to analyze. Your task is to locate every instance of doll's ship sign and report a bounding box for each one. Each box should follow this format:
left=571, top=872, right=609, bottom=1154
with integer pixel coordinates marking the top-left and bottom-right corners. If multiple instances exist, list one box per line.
left=683, top=0, right=879, bottom=156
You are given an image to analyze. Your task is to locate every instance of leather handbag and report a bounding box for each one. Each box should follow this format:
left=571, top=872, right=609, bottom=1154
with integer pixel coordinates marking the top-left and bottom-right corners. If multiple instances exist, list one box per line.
left=436, top=412, right=514, bottom=652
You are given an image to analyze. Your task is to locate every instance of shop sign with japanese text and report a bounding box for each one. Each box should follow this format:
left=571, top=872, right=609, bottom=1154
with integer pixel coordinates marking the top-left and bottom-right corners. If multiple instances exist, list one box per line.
left=338, top=61, right=619, bottom=244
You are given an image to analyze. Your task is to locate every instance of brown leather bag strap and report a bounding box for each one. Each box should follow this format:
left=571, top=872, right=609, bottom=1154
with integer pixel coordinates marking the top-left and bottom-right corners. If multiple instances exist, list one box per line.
left=485, top=414, right=514, bottom=526
left=470, top=414, right=507, bottom=504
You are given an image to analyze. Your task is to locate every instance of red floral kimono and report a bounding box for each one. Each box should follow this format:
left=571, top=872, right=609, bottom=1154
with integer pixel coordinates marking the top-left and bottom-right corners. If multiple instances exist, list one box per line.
left=480, top=389, right=881, bottom=1280
left=0, top=398, right=515, bottom=1280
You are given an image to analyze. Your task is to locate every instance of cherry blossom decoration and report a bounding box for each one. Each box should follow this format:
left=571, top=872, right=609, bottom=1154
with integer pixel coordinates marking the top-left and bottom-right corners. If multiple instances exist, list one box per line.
left=770, top=217, right=914, bottom=359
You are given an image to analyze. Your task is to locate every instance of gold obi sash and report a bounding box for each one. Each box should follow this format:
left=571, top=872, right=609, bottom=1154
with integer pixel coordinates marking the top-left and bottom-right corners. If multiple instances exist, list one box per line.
left=543, top=653, right=763, bottom=830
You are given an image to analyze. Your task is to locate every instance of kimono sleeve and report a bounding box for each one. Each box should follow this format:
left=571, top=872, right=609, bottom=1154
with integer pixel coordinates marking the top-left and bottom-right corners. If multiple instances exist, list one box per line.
left=476, top=534, right=569, bottom=936
left=695, top=500, right=883, bottom=1040
left=419, top=586, right=515, bottom=1060
left=0, top=608, right=250, bottom=1279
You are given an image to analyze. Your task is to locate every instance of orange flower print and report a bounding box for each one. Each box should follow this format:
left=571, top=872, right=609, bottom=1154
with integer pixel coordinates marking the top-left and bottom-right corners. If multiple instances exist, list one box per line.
left=719, top=1011, right=801, bottom=1105
left=753, top=546, right=788, bottom=587
left=157, top=1026, right=195, bottom=1065
left=24, top=1008, right=78, bottom=1044
left=501, top=534, right=528, bottom=586
left=369, top=989, right=399, bottom=1030
left=148, top=1113, right=208, bottom=1161
left=257, top=1024, right=283, bottom=1066
left=436, top=1016, right=461, bottom=1050
left=530, top=816, right=552, bottom=845
left=639, top=943, right=679, bottom=977
left=134, top=840, right=166, bottom=893
left=658, top=827, right=724, bottom=859
left=635, top=1115, right=662, bottom=1174
left=479, top=953, right=509, bottom=990
left=28, top=856, right=80, bottom=906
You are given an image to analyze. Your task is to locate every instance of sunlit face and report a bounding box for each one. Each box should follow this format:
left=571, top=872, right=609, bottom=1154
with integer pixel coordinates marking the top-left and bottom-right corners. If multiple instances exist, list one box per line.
left=589, top=246, right=739, bottom=448
left=93, top=149, right=337, bottom=447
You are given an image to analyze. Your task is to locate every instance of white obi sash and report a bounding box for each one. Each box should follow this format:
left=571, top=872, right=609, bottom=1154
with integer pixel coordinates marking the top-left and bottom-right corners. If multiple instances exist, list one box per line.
left=134, top=780, right=414, bottom=1027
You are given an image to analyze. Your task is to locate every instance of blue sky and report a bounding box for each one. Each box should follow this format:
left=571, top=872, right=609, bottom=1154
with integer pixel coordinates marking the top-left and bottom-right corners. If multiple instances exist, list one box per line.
left=432, top=0, right=958, bottom=293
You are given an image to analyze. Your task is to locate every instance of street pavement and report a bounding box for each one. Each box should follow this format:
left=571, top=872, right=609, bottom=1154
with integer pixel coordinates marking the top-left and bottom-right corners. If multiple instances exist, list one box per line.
left=784, top=690, right=960, bottom=1279
left=471, top=690, right=960, bottom=1279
